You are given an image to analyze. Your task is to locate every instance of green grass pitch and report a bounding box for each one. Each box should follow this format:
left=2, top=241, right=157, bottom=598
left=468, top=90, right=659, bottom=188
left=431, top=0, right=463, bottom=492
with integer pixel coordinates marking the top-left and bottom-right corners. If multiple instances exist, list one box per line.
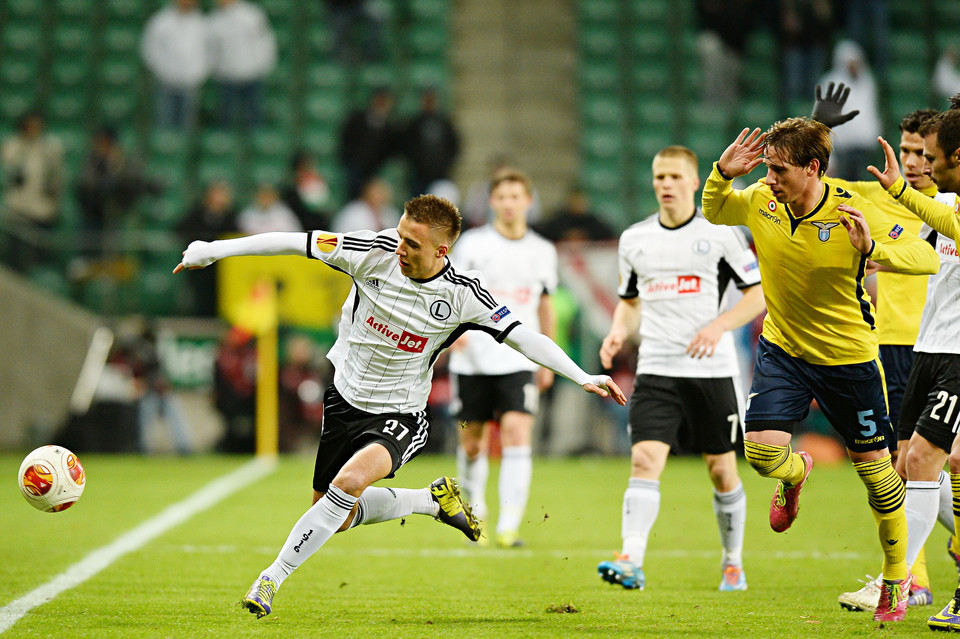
left=1, top=453, right=956, bottom=638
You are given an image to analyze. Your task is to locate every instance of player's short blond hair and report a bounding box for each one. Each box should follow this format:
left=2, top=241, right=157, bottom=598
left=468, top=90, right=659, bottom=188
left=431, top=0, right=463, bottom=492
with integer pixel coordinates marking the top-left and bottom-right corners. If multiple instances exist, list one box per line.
left=653, top=145, right=699, bottom=174
left=404, top=194, right=462, bottom=245
left=765, top=117, right=832, bottom=177
left=489, top=169, right=533, bottom=196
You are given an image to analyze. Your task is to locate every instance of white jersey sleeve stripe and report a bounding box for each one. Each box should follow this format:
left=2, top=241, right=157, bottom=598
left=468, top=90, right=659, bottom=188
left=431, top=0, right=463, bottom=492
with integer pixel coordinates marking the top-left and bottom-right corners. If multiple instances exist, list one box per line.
left=443, top=268, right=498, bottom=309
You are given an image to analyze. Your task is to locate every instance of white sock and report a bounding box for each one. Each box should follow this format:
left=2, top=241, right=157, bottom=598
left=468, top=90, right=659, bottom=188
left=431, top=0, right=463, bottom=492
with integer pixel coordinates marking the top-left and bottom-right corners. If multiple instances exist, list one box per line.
left=457, top=446, right=489, bottom=520
left=622, top=478, right=659, bottom=567
left=497, top=446, right=532, bottom=535
left=350, top=486, right=437, bottom=527
left=260, top=485, right=357, bottom=588
left=713, top=483, right=746, bottom=568
left=938, top=471, right=957, bottom=533
left=905, top=480, right=941, bottom=567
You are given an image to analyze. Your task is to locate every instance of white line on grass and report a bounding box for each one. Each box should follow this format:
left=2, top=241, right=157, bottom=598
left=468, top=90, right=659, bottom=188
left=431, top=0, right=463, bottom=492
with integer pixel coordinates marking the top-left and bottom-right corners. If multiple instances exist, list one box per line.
left=0, top=457, right=276, bottom=635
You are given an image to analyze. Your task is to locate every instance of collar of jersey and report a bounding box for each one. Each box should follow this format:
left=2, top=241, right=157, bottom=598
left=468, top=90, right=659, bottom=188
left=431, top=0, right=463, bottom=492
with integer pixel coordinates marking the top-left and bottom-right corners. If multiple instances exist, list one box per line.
left=657, top=207, right=699, bottom=230
left=410, top=257, right=451, bottom=283
left=784, top=182, right=828, bottom=235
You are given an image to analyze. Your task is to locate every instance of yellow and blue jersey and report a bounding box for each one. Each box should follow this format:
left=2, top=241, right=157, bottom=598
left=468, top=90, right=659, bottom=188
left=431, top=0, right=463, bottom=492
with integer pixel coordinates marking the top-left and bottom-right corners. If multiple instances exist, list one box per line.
left=702, top=165, right=939, bottom=366
left=829, top=179, right=936, bottom=346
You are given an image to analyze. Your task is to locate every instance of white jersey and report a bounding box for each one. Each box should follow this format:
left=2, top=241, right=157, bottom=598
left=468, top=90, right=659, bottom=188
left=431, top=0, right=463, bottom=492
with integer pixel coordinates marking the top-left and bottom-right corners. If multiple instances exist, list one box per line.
left=447, top=225, right=558, bottom=375
left=617, top=211, right=760, bottom=378
left=307, top=228, right=520, bottom=413
left=915, top=191, right=960, bottom=355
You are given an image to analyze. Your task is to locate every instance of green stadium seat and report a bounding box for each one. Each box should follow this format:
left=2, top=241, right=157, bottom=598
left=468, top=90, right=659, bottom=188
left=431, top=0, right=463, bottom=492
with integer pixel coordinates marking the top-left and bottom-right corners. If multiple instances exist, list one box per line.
left=51, top=59, right=91, bottom=89
left=251, top=129, right=292, bottom=164
left=251, top=158, right=287, bottom=186
left=407, top=61, right=449, bottom=89
left=48, top=93, right=89, bottom=126
left=53, top=23, right=95, bottom=54
left=104, top=23, right=141, bottom=54
left=2, top=23, right=44, bottom=57
left=739, top=100, right=779, bottom=127
left=411, top=0, right=448, bottom=20
left=579, top=60, right=620, bottom=91
left=580, top=25, right=619, bottom=58
left=149, top=129, right=193, bottom=159
left=304, top=90, right=347, bottom=123
left=307, top=22, right=334, bottom=54
left=579, top=0, right=619, bottom=23
left=630, top=0, right=669, bottom=24
left=56, top=0, right=97, bottom=19
left=98, top=92, right=140, bottom=122
left=197, top=156, right=243, bottom=187
left=409, top=25, right=448, bottom=56
left=630, top=64, right=670, bottom=94
left=199, top=131, right=242, bottom=159
left=7, top=0, right=44, bottom=19
left=582, top=128, right=625, bottom=160
left=305, top=63, right=348, bottom=90
left=99, top=59, right=140, bottom=89
left=105, top=0, right=145, bottom=21
left=262, top=93, right=297, bottom=128
left=303, top=125, right=338, bottom=158
left=630, top=129, right=673, bottom=163
left=582, top=93, right=624, bottom=126
left=0, top=59, right=40, bottom=88
left=261, top=0, right=296, bottom=20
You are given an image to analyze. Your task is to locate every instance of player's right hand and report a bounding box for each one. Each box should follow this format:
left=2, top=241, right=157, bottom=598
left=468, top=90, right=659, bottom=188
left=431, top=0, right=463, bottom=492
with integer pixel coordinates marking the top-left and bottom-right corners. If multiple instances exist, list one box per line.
left=717, top=128, right=766, bottom=179
left=599, top=333, right=623, bottom=369
left=172, top=240, right=218, bottom=274
left=582, top=375, right=627, bottom=406
left=867, top=136, right=902, bottom=190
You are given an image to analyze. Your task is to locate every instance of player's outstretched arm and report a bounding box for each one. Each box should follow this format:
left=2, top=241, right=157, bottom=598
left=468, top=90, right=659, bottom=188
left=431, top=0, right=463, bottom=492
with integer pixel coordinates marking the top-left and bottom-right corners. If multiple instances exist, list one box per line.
left=504, top=324, right=626, bottom=405
left=173, top=232, right=309, bottom=273
left=810, top=82, right=860, bottom=128
left=717, top=128, right=766, bottom=179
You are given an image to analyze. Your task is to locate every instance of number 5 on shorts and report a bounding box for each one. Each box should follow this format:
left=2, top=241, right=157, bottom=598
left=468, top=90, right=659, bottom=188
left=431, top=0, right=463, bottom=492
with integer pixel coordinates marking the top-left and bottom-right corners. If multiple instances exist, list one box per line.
left=857, top=409, right=876, bottom=437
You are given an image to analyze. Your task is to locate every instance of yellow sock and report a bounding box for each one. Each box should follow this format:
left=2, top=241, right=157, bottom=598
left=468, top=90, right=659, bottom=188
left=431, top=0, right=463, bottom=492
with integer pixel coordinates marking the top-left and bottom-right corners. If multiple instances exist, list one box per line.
left=951, top=473, right=960, bottom=557
left=743, top=441, right=806, bottom=484
left=854, top=455, right=907, bottom=581
left=913, top=545, right=929, bottom=589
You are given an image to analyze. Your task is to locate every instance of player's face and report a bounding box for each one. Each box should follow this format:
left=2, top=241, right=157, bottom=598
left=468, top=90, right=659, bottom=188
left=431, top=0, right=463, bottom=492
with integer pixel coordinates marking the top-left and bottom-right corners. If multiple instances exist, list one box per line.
left=489, top=180, right=532, bottom=225
left=762, top=145, right=817, bottom=204
left=923, top=132, right=960, bottom=193
left=652, top=156, right=699, bottom=214
left=395, top=213, right=447, bottom=279
left=900, top=131, right=934, bottom=190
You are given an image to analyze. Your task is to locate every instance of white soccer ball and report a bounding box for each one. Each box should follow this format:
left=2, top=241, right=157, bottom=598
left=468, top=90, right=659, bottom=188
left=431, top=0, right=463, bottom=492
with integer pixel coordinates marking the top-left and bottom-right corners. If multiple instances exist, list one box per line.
left=17, top=445, right=86, bottom=512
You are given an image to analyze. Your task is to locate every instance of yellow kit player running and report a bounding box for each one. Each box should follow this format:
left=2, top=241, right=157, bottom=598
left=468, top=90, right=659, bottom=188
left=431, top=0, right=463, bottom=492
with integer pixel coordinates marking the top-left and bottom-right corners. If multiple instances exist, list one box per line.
left=702, top=117, right=940, bottom=623
left=811, top=88, right=960, bottom=611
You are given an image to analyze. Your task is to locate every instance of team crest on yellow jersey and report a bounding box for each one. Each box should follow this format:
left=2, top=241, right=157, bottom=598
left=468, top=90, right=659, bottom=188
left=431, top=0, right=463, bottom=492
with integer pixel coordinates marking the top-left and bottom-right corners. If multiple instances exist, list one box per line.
left=316, top=233, right=338, bottom=252
left=811, top=221, right=840, bottom=242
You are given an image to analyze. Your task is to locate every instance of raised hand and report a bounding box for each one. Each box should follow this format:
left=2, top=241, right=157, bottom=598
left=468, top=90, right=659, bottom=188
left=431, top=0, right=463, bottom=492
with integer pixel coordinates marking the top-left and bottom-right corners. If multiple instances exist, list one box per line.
left=717, top=128, right=766, bottom=179
left=867, top=136, right=902, bottom=190
left=810, top=82, right=860, bottom=128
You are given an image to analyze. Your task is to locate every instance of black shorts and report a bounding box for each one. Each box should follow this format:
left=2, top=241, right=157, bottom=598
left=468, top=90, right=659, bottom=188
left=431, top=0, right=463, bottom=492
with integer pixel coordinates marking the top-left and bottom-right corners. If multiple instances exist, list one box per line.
left=900, top=352, right=960, bottom=454
left=628, top=374, right=743, bottom=455
left=744, top=336, right=893, bottom=453
left=312, top=384, right=431, bottom=493
left=450, top=371, right=537, bottom=422
left=879, top=344, right=917, bottom=440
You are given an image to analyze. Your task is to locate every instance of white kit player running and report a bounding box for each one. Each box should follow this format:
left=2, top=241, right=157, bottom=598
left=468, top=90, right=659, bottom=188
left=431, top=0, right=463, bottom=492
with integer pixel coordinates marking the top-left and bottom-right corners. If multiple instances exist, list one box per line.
left=174, top=194, right=626, bottom=618
left=597, top=146, right=766, bottom=592
left=448, top=169, right=558, bottom=548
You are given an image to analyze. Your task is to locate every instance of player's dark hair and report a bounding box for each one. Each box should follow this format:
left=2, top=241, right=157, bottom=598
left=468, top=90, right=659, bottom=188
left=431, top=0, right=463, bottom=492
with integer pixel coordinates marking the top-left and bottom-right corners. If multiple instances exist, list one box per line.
left=489, top=169, right=533, bottom=196
left=654, top=145, right=699, bottom=173
left=921, top=110, right=960, bottom=162
left=765, top=117, right=832, bottom=177
left=949, top=93, right=960, bottom=111
left=404, top=194, right=462, bottom=244
left=899, top=109, right=938, bottom=134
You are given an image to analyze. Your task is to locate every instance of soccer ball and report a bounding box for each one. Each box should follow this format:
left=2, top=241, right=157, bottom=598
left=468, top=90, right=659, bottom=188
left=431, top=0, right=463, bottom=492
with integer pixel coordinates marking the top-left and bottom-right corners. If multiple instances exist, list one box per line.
left=17, top=445, right=86, bottom=512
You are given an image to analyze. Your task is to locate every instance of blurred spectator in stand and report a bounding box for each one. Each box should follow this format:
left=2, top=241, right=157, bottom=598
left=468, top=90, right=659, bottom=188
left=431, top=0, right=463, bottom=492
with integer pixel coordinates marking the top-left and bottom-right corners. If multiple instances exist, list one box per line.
left=403, top=87, right=460, bottom=198
left=207, top=0, right=277, bottom=128
left=0, top=110, right=64, bottom=270
left=278, top=334, right=328, bottom=453
left=117, top=316, right=193, bottom=455
left=331, top=176, right=399, bottom=232
left=462, top=156, right=542, bottom=228
left=281, top=149, right=332, bottom=230
left=324, top=0, right=387, bottom=65
left=338, top=87, right=400, bottom=199
left=535, top=184, right=616, bottom=243
left=237, top=183, right=302, bottom=234
left=840, top=0, right=889, bottom=77
left=175, top=180, right=238, bottom=316
left=214, top=326, right=257, bottom=453
left=75, top=126, right=163, bottom=253
left=141, top=0, right=209, bottom=130
left=819, top=40, right=881, bottom=180
left=695, top=0, right=760, bottom=110
left=934, top=47, right=960, bottom=106
left=777, top=0, right=834, bottom=107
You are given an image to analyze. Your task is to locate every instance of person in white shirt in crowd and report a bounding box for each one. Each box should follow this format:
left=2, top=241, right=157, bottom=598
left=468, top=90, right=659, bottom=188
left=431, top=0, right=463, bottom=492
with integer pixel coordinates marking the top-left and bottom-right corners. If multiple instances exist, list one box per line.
left=207, top=0, right=277, bottom=128
left=331, top=177, right=400, bottom=233
left=237, top=183, right=302, bottom=235
left=141, top=0, right=209, bottom=130
left=448, top=169, right=558, bottom=548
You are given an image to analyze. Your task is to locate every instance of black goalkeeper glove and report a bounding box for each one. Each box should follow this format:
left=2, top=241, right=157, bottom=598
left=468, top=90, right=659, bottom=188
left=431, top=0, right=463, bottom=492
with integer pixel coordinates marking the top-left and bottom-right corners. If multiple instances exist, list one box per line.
left=810, top=82, right=860, bottom=128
